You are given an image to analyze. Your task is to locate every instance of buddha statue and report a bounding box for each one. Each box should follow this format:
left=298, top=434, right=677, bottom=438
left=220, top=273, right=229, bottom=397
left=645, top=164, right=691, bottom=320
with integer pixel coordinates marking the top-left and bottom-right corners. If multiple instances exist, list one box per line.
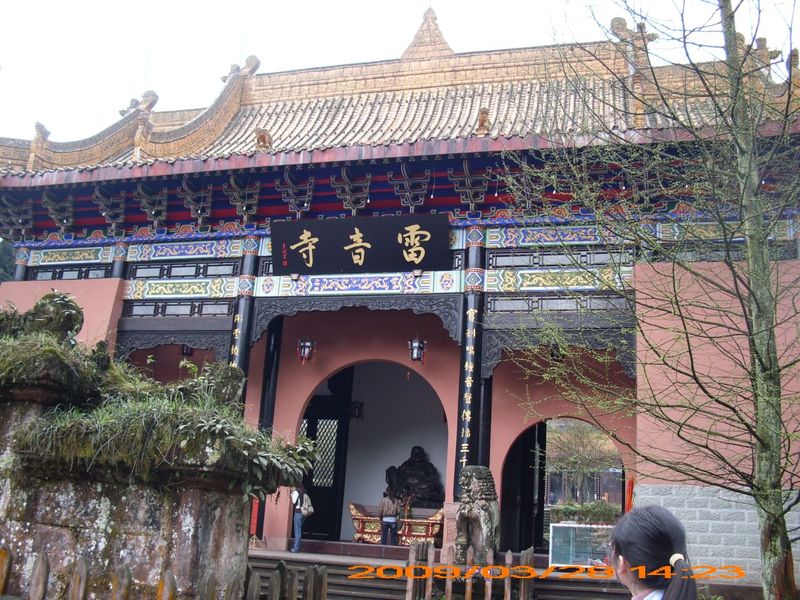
left=386, top=445, right=444, bottom=509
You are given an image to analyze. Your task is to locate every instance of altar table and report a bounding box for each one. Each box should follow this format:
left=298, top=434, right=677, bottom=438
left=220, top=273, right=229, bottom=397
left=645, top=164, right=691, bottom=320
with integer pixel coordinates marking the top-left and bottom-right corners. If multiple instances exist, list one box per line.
left=348, top=502, right=444, bottom=546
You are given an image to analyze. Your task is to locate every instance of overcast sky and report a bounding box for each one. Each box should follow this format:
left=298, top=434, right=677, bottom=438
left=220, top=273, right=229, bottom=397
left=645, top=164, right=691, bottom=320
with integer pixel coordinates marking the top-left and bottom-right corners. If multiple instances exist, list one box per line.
left=0, top=0, right=796, bottom=141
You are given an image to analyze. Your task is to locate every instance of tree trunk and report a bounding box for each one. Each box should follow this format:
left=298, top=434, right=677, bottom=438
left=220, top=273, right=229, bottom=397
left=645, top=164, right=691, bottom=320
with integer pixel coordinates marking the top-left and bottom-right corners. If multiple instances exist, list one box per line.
left=756, top=491, right=798, bottom=600
left=719, top=1, right=797, bottom=598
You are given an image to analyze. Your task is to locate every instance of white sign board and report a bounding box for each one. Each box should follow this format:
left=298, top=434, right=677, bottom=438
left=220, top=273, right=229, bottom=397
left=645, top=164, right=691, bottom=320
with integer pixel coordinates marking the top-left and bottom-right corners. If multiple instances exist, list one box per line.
left=549, top=523, right=614, bottom=567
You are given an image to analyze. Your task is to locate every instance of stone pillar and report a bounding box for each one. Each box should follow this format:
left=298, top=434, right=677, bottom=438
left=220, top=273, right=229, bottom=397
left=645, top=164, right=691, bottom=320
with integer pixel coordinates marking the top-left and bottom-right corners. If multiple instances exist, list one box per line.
left=110, top=242, right=128, bottom=279
left=13, top=246, right=28, bottom=281
left=453, top=225, right=486, bottom=497
left=230, top=237, right=258, bottom=371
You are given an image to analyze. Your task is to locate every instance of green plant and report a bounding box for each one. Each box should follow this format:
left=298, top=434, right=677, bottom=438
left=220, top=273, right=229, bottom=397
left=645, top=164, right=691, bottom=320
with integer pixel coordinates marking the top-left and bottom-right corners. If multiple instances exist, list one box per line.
left=24, top=291, right=84, bottom=344
left=13, top=356, right=314, bottom=500
left=0, top=332, right=100, bottom=403
left=550, top=499, right=620, bottom=525
left=1, top=291, right=315, bottom=500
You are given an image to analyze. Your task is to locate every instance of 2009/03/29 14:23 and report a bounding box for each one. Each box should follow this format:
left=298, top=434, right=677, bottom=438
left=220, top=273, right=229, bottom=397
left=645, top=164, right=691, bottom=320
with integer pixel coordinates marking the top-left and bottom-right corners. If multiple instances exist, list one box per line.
left=347, top=564, right=746, bottom=580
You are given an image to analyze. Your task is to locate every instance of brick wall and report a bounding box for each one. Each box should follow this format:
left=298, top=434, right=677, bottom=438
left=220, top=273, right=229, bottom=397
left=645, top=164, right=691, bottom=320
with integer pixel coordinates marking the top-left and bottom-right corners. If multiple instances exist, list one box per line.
left=634, top=484, right=800, bottom=584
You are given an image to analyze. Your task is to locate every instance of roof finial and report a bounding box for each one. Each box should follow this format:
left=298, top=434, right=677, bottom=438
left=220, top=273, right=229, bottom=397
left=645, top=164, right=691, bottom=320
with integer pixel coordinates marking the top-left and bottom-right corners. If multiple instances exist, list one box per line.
left=401, top=8, right=454, bottom=61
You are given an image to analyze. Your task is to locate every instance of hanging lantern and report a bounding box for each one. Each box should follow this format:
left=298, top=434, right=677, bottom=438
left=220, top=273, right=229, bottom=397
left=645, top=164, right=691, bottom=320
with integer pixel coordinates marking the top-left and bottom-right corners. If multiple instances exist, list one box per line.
left=297, top=339, right=315, bottom=364
left=408, top=338, right=426, bottom=363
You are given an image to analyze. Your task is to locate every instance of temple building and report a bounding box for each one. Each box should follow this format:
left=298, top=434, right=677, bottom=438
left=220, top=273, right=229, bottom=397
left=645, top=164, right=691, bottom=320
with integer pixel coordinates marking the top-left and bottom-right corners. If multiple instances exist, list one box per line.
left=1, top=9, right=798, bottom=585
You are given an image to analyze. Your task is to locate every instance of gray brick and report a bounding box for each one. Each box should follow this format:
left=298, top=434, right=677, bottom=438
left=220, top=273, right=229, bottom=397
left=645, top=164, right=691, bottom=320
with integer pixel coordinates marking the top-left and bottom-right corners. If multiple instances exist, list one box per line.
left=746, top=535, right=761, bottom=548
left=733, top=521, right=755, bottom=534
left=628, top=483, right=800, bottom=584
left=710, top=521, right=735, bottom=533
left=685, top=496, right=710, bottom=508
left=697, top=509, right=723, bottom=521
left=734, top=545, right=758, bottom=559
left=703, top=534, right=725, bottom=545
left=721, top=533, right=745, bottom=546
left=687, top=521, right=710, bottom=533
left=665, top=496, right=686, bottom=509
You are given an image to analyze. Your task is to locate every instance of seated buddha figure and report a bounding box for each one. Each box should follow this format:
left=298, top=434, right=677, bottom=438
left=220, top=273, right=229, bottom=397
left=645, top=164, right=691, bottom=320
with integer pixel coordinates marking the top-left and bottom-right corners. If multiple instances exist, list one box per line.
left=386, top=446, right=445, bottom=509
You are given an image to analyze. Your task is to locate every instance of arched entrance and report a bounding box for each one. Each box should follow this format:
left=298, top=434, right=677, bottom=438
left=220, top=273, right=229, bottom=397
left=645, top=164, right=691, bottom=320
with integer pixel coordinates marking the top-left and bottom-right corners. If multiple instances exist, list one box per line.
left=299, top=360, right=448, bottom=542
left=500, top=418, right=624, bottom=553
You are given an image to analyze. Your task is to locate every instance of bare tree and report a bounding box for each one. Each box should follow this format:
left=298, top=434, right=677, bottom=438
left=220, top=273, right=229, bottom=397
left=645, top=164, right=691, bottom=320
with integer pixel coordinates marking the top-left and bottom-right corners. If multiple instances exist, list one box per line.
left=499, top=2, right=799, bottom=597
left=547, top=419, right=622, bottom=503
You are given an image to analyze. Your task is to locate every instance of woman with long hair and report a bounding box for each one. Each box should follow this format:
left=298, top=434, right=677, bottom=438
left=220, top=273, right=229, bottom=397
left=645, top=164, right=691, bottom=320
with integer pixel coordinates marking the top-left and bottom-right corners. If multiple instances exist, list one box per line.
left=610, top=505, right=697, bottom=600
left=290, top=483, right=311, bottom=553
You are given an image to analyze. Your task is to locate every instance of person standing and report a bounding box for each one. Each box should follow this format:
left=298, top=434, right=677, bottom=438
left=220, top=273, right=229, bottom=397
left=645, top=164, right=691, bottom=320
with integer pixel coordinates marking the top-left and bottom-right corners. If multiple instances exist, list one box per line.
left=290, top=484, right=312, bottom=553
left=610, top=505, right=697, bottom=600
left=378, top=488, right=399, bottom=545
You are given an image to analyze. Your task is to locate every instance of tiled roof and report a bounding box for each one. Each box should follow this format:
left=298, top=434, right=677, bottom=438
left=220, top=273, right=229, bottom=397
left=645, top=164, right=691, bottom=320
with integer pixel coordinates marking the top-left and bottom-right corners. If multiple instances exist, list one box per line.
left=0, top=9, right=794, bottom=179
left=196, top=79, right=630, bottom=157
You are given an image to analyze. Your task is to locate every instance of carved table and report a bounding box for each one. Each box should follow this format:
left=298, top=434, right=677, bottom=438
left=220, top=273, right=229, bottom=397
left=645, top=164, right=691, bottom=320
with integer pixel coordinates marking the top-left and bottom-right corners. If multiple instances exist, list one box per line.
left=348, top=502, right=444, bottom=546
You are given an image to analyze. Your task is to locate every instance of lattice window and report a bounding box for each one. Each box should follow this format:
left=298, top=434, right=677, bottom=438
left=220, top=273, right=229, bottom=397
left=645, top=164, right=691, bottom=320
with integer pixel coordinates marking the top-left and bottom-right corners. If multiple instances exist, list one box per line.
left=28, top=265, right=111, bottom=281
left=312, top=419, right=338, bottom=488
left=487, top=247, right=634, bottom=269
left=123, top=300, right=235, bottom=318
left=258, top=257, right=274, bottom=276
left=128, top=260, right=240, bottom=280
left=486, top=294, right=627, bottom=313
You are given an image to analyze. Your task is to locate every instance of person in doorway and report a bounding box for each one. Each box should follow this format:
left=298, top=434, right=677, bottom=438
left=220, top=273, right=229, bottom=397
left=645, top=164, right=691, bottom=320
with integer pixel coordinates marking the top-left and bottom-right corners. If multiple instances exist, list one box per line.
left=290, top=484, right=311, bottom=553
left=378, top=488, right=399, bottom=545
left=609, top=505, right=697, bottom=600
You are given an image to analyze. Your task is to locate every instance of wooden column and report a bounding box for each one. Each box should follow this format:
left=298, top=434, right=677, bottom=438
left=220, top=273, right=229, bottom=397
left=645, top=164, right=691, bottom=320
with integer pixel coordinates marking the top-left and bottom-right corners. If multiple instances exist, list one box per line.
left=230, top=236, right=258, bottom=371
left=453, top=225, right=486, bottom=497
left=111, top=242, right=128, bottom=279
left=13, top=246, right=28, bottom=281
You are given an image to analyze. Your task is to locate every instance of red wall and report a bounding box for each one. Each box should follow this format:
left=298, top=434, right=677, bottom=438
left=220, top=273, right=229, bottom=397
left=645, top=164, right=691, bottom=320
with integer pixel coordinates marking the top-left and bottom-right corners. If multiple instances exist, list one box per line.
left=490, top=356, right=637, bottom=505
left=0, top=279, right=126, bottom=350
left=129, top=346, right=215, bottom=383
left=633, top=261, right=800, bottom=485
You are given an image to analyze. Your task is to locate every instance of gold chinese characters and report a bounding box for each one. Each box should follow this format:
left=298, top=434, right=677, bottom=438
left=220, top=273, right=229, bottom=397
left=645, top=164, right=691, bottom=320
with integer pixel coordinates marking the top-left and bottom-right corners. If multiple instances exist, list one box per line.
left=289, top=229, right=320, bottom=267
left=343, top=227, right=372, bottom=266
left=397, top=224, right=432, bottom=264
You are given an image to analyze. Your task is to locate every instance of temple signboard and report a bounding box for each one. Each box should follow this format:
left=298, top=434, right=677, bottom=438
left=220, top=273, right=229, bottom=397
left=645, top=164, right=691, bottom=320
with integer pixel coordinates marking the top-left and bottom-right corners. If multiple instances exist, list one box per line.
left=271, top=214, right=451, bottom=275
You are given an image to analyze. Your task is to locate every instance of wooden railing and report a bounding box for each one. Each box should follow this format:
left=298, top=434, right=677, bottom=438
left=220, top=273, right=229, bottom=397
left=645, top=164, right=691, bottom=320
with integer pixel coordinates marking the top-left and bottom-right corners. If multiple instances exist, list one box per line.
left=404, top=544, right=539, bottom=600
left=1, top=542, right=629, bottom=600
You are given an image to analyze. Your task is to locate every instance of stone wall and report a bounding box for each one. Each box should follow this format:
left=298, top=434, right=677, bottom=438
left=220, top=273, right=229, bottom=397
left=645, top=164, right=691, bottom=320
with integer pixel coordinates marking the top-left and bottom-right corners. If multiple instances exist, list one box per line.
left=0, top=401, right=251, bottom=598
left=634, top=483, right=800, bottom=585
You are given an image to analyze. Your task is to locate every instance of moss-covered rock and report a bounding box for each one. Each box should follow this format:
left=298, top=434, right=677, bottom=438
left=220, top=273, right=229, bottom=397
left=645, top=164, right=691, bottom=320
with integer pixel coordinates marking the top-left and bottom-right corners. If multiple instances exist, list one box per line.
left=13, top=363, right=314, bottom=498
left=0, top=333, right=99, bottom=405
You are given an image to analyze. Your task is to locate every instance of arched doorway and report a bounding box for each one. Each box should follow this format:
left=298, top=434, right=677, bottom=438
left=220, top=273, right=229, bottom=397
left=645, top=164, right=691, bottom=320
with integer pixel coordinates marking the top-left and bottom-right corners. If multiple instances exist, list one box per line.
left=299, top=360, right=448, bottom=542
left=500, top=418, right=624, bottom=552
